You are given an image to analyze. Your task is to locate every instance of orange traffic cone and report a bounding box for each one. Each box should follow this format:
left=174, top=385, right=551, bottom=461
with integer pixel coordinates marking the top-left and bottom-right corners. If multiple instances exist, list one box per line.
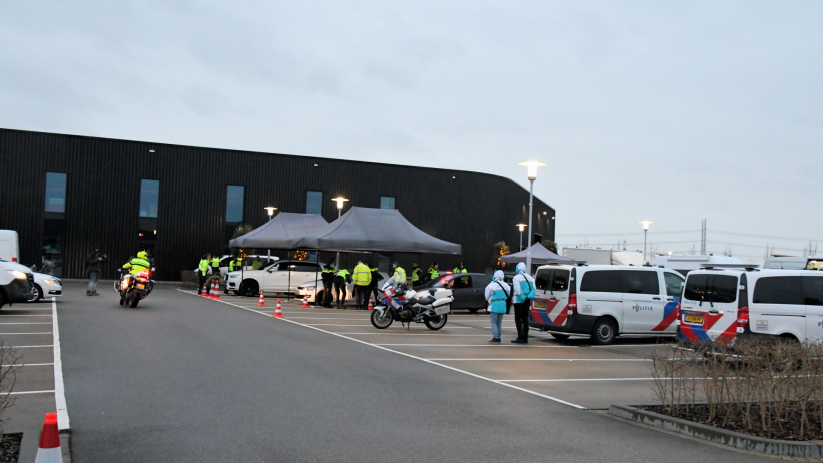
left=368, top=296, right=374, bottom=310
left=211, top=280, right=221, bottom=300
left=274, top=299, right=283, bottom=318
left=301, top=294, right=309, bottom=308
left=34, top=412, right=61, bottom=463
left=257, top=291, right=265, bottom=307
left=200, top=280, right=209, bottom=297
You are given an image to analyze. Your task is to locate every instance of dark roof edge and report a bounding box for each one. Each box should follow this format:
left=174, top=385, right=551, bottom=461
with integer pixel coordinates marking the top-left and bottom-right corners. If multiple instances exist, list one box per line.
left=0, top=126, right=553, bottom=211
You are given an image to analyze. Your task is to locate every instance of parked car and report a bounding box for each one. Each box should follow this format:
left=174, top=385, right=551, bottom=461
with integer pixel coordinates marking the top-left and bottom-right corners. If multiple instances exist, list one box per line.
left=528, top=264, right=685, bottom=344
left=416, top=273, right=491, bottom=312
left=678, top=267, right=823, bottom=345
left=225, top=260, right=325, bottom=297
left=0, top=259, right=34, bottom=309
left=28, top=272, right=62, bottom=302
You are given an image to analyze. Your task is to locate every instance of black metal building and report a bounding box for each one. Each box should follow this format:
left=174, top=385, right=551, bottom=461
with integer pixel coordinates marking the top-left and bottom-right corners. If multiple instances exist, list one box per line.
left=0, top=128, right=555, bottom=281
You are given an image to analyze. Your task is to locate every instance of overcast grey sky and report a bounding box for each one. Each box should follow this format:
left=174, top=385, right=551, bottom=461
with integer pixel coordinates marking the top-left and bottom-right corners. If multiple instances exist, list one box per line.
left=1, top=1, right=821, bottom=262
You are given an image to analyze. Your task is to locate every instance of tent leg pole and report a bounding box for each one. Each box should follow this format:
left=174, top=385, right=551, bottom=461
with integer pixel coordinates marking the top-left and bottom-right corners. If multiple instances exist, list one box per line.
left=287, top=249, right=291, bottom=302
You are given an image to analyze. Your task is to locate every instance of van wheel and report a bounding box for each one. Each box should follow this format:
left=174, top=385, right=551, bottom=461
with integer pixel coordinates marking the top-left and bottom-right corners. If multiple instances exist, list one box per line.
left=591, top=318, right=617, bottom=345
left=550, top=333, right=570, bottom=340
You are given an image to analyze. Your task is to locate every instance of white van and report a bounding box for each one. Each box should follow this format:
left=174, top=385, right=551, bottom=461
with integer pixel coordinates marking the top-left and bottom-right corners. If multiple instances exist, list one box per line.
left=529, top=264, right=685, bottom=344
left=678, top=268, right=823, bottom=345
left=0, top=231, right=19, bottom=263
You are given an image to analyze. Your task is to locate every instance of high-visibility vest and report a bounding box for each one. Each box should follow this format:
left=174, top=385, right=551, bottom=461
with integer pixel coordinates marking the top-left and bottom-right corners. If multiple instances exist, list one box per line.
left=211, top=257, right=220, bottom=268
left=393, top=267, right=406, bottom=285
left=411, top=268, right=422, bottom=282
left=453, top=268, right=467, bottom=273
left=198, top=259, right=209, bottom=276
left=352, top=264, right=372, bottom=286
left=429, top=268, right=440, bottom=279
left=124, top=257, right=151, bottom=275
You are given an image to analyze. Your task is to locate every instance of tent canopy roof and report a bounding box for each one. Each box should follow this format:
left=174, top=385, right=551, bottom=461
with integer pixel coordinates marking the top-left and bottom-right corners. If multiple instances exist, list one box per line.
left=290, top=207, right=461, bottom=254
left=228, top=212, right=329, bottom=249
left=500, top=242, right=573, bottom=265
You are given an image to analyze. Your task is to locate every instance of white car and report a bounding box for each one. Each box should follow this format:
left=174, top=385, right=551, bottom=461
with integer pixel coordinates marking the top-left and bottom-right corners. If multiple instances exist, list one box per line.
left=528, top=264, right=685, bottom=345
left=294, top=272, right=389, bottom=304
left=225, top=260, right=326, bottom=297
left=28, top=272, right=62, bottom=302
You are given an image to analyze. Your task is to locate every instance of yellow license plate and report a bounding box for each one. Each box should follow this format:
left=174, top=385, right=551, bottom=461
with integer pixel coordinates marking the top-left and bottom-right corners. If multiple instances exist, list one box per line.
left=684, top=314, right=704, bottom=325
left=137, top=284, right=145, bottom=290
left=533, top=301, right=547, bottom=308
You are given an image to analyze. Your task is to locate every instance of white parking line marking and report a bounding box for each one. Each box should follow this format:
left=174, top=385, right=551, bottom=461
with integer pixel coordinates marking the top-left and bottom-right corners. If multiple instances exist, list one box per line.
left=9, top=390, right=56, bottom=395
left=0, top=323, right=53, bottom=325
left=373, top=344, right=577, bottom=348
left=2, top=308, right=53, bottom=311
left=3, top=363, right=54, bottom=367
left=8, top=345, right=54, bottom=348
left=0, top=332, right=52, bottom=335
left=52, top=297, right=69, bottom=430
left=0, top=315, right=53, bottom=317
left=500, top=378, right=656, bottom=382
left=179, top=289, right=586, bottom=410
left=427, top=358, right=652, bottom=362
left=342, top=333, right=493, bottom=337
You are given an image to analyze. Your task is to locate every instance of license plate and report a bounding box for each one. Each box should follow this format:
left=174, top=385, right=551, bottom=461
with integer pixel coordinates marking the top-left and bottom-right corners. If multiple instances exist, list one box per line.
left=137, top=284, right=145, bottom=290
left=533, top=301, right=547, bottom=308
left=684, top=313, right=704, bottom=325
left=434, top=305, right=450, bottom=315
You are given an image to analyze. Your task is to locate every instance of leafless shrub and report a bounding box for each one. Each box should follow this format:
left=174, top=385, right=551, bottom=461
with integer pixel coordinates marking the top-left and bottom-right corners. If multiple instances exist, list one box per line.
left=0, top=341, right=20, bottom=436
left=651, top=339, right=823, bottom=440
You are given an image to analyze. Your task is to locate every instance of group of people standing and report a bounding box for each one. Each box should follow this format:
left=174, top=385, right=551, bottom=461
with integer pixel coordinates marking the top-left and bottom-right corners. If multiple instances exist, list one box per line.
left=484, top=262, right=535, bottom=344
left=320, top=259, right=384, bottom=310
left=196, top=253, right=250, bottom=296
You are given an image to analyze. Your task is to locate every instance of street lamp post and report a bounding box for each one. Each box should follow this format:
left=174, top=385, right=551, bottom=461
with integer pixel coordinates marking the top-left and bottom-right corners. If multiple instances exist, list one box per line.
left=264, top=207, right=277, bottom=263
left=519, top=161, right=546, bottom=272
left=516, top=224, right=527, bottom=251
left=332, top=197, right=349, bottom=270
left=639, top=221, right=653, bottom=264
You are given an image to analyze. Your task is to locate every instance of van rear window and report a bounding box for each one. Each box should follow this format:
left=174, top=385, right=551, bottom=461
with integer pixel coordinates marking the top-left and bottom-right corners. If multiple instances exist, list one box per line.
left=552, top=270, right=570, bottom=292
left=684, top=274, right=738, bottom=304
left=534, top=270, right=550, bottom=291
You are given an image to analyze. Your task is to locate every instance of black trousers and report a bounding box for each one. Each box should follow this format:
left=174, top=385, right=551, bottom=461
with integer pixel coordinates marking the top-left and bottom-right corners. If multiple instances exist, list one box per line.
left=513, top=301, right=530, bottom=340
left=354, top=285, right=369, bottom=309
left=198, top=274, right=207, bottom=294
left=334, top=283, right=346, bottom=307
left=322, top=282, right=333, bottom=307
left=369, top=284, right=379, bottom=304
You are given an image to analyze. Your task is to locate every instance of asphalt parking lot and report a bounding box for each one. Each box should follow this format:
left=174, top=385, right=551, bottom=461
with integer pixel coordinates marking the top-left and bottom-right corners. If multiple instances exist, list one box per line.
left=0, top=297, right=69, bottom=462
left=206, top=292, right=673, bottom=410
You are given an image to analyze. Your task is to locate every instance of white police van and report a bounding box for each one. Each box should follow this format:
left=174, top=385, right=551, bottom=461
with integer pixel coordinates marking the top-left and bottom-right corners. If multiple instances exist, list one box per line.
left=678, top=267, right=823, bottom=344
left=529, top=264, right=685, bottom=344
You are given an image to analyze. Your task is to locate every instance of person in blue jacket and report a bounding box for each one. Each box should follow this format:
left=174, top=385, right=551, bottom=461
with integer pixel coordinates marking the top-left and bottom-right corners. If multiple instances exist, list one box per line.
left=511, top=262, right=536, bottom=344
left=484, top=270, right=511, bottom=343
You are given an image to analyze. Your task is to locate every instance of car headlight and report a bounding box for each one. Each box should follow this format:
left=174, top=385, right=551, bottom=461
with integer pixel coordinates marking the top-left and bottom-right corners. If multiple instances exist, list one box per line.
left=304, top=286, right=316, bottom=291
left=52, top=278, right=61, bottom=285
left=229, top=274, right=239, bottom=279
left=6, top=270, right=26, bottom=280
left=44, top=279, right=55, bottom=285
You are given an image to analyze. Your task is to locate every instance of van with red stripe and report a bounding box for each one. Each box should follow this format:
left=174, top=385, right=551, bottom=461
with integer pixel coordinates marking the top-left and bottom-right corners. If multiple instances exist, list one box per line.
left=529, top=264, right=685, bottom=345
left=679, top=268, right=823, bottom=345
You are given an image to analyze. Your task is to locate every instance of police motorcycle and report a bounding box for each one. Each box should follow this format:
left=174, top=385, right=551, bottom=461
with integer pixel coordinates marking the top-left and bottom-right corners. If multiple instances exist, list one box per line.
left=114, top=266, right=155, bottom=308
left=370, top=279, right=454, bottom=330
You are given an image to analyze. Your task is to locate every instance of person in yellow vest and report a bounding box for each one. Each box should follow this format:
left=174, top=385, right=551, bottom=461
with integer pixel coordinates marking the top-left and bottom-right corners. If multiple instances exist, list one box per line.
left=333, top=268, right=351, bottom=309
left=411, top=262, right=423, bottom=288
left=123, top=251, right=151, bottom=275
left=428, top=262, right=440, bottom=283
left=453, top=263, right=467, bottom=274
left=392, top=262, right=406, bottom=286
left=211, top=254, right=221, bottom=276
left=352, top=260, right=372, bottom=310
left=251, top=257, right=263, bottom=270
left=197, top=254, right=210, bottom=295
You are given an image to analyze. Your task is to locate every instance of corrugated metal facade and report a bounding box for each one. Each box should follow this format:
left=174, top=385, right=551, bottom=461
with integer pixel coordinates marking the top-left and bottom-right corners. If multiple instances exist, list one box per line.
left=0, top=128, right=555, bottom=280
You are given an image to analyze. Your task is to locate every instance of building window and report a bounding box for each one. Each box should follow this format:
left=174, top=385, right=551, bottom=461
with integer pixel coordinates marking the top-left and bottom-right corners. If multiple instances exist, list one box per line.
left=44, top=172, right=67, bottom=213
left=306, top=191, right=322, bottom=215
left=380, top=196, right=396, bottom=210
left=226, top=185, right=244, bottom=223
left=139, top=179, right=160, bottom=218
